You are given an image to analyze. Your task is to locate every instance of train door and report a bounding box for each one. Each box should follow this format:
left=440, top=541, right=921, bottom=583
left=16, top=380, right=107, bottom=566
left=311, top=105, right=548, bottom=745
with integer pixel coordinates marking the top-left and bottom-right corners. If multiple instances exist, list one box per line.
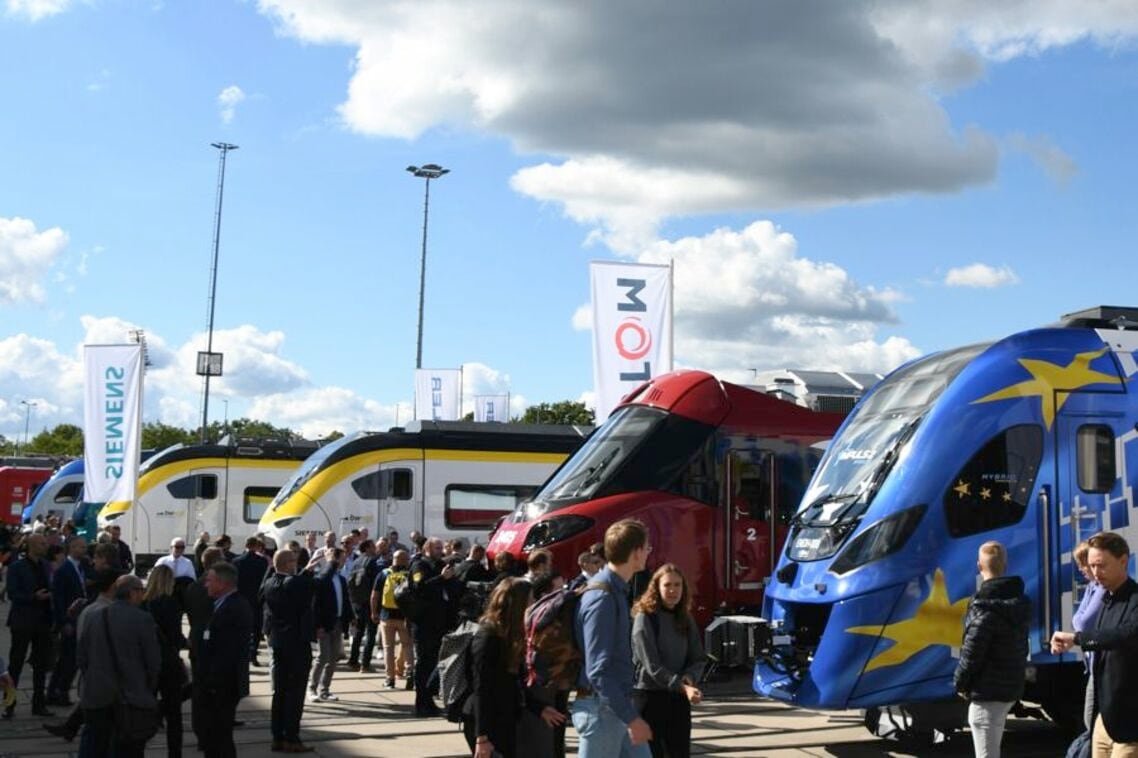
left=166, top=466, right=222, bottom=553
left=725, top=443, right=775, bottom=595
left=377, top=458, right=423, bottom=542
left=1055, top=404, right=1122, bottom=629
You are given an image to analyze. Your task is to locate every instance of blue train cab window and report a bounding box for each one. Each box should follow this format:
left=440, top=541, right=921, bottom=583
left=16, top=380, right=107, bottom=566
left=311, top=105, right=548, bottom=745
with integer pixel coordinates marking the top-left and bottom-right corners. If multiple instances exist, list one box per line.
left=944, top=425, right=1042, bottom=537
left=53, top=481, right=82, bottom=504
left=166, top=474, right=218, bottom=500
left=1076, top=425, right=1115, bottom=494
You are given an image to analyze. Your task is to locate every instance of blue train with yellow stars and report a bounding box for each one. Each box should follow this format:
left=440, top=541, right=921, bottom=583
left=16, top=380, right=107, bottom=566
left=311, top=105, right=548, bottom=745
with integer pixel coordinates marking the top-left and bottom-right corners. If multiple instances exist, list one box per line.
left=754, top=305, right=1138, bottom=738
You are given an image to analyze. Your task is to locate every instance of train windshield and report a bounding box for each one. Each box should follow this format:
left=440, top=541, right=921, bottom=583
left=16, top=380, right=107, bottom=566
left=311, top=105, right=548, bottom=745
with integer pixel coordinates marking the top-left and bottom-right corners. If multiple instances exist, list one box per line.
left=798, top=343, right=988, bottom=525
left=269, top=432, right=365, bottom=510
left=524, top=404, right=715, bottom=518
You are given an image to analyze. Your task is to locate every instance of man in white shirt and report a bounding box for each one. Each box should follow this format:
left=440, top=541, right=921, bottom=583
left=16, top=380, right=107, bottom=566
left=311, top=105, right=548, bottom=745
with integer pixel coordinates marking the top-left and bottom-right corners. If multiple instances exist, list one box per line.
left=155, top=538, right=197, bottom=581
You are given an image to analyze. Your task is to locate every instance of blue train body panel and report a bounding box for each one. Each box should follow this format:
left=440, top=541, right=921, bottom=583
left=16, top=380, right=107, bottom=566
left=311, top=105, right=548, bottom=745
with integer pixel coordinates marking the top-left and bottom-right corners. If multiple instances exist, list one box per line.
left=755, top=315, right=1138, bottom=713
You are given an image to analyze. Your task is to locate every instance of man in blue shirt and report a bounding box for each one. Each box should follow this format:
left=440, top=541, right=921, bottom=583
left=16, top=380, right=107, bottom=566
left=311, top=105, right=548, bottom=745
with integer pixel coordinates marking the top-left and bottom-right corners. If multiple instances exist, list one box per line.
left=572, top=518, right=654, bottom=758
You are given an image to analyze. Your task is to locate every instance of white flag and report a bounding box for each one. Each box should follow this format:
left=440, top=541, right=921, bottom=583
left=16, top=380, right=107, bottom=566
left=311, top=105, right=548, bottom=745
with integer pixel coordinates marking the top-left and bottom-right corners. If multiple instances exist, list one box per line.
left=473, top=394, right=510, bottom=423
left=83, top=344, right=144, bottom=504
left=415, top=368, right=462, bottom=421
left=591, top=261, right=673, bottom=420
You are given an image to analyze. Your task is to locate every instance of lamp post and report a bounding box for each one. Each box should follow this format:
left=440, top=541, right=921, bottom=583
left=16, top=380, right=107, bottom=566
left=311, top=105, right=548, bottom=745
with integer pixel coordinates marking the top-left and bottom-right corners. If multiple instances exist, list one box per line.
left=199, top=142, right=238, bottom=443
left=406, top=163, right=449, bottom=370
left=19, top=400, right=36, bottom=455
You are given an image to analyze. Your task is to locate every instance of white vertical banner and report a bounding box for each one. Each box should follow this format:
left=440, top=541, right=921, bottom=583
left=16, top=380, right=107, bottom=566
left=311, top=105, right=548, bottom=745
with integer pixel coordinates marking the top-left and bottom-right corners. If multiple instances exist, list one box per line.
left=415, top=368, right=462, bottom=421
left=590, top=261, right=673, bottom=421
left=473, top=394, right=510, bottom=423
left=83, top=344, right=144, bottom=504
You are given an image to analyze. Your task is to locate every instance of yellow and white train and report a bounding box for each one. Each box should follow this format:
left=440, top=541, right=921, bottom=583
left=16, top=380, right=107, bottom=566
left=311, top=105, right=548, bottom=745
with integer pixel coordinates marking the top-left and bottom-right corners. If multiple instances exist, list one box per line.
left=259, top=421, right=589, bottom=548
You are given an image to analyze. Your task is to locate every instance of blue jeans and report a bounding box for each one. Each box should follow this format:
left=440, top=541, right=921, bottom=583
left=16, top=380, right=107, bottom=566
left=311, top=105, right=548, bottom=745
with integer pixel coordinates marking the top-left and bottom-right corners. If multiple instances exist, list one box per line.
left=570, top=694, right=651, bottom=758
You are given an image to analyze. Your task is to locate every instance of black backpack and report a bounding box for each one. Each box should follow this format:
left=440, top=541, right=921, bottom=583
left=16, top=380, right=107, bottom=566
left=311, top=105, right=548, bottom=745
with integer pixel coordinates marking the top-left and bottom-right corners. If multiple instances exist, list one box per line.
left=437, top=621, right=479, bottom=722
left=348, top=556, right=378, bottom=607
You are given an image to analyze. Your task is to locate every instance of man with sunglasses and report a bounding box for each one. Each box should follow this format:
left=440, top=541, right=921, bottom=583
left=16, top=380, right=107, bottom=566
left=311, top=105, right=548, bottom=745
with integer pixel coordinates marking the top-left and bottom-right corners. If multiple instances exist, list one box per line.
left=155, top=539, right=197, bottom=581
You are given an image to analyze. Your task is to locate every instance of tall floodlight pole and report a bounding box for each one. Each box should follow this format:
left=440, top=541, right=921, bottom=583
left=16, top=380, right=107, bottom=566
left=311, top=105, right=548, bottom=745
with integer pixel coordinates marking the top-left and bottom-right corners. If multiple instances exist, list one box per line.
left=406, top=163, right=449, bottom=370
left=19, top=400, right=36, bottom=455
left=199, top=142, right=238, bottom=443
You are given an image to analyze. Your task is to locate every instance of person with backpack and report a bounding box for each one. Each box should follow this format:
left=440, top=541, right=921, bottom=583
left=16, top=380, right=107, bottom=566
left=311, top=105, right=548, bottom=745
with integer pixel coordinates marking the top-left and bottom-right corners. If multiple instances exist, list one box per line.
left=346, top=539, right=380, bottom=672
left=572, top=518, right=654, bottom=758
left=465, top=577, right=565, bottom=758
left=631, top=563, right=705, bottom=758
left=371, top=550, right=414, bottom=690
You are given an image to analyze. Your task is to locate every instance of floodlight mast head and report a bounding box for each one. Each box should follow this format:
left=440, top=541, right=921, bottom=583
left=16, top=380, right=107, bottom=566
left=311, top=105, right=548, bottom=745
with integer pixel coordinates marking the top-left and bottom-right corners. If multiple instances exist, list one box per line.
left=406, top=164, right=449, bottom=180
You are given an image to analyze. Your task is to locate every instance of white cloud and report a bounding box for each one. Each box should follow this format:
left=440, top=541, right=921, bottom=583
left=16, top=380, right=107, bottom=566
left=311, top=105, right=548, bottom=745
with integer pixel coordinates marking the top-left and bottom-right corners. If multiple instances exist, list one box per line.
left=0, top=216, right=69, bottom=305
left=944, top=263, right=1020, bottom=288
left=217, top=85, right=246, bottom=124
left=5, top=0, right=73, bottom=21
left=256, top=1, right=1138, bottom=244
left=248, top=387, right=390, bottom=438
left=575, top=220, right=918, bottom=376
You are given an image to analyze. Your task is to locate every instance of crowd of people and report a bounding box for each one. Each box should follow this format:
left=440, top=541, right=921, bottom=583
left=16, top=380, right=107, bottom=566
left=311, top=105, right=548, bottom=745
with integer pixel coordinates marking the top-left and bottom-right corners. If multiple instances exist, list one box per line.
left=10, top=517, right=1134, bottom=757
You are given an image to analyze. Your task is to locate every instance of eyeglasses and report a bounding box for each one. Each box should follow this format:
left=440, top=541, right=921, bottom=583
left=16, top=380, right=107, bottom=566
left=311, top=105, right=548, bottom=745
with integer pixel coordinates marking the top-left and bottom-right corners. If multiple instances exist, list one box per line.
left=173, top=544, right=186, bottom=550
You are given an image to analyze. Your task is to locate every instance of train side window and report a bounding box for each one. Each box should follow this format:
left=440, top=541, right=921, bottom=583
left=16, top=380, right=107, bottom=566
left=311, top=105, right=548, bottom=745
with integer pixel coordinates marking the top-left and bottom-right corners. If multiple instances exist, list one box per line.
left=444, top=485, right=537, bottom=529
left=664, top=433, right=718, bottom=507
left=944, top=424, right=1042, bottom=538
left=729, top=451, right=771, bottom=520
left=243, top=486, right=279, bottom=523
left=53, top=481, right=82, bottom=504
left=1077, top=425, right=1115, bottom=494
left=777, top=448, right=819, bottom=525
left=167, top=474, right=218, bottom=500
left=389, top=469, right=413, bottom=500
left=351, top=472, right=382, bottom=500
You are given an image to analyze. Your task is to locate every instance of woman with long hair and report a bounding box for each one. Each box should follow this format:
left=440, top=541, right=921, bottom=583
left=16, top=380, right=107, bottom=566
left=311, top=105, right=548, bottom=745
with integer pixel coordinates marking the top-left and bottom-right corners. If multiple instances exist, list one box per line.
left=143, top=564, right=187, bottom=758
left=465, top=577, right=565, bottom=758
left=631, top=563, right=705, bottom=758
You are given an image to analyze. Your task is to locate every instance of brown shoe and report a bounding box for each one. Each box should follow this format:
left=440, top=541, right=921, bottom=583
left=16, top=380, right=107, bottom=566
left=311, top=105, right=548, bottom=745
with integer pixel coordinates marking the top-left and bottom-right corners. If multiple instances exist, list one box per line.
left=270, top=740, right=286, bottom=752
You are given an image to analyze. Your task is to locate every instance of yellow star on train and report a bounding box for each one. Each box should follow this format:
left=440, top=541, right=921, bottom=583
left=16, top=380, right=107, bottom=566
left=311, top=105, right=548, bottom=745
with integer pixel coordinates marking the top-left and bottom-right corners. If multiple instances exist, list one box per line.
left=846, top=569, right=971, bottom=672
left=972, top=347, right=1121, bottom=429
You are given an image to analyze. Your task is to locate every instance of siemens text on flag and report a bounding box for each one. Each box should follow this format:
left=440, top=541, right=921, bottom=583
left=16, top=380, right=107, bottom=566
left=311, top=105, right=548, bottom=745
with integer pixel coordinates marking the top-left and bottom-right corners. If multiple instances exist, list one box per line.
left=414, top=368, right=463, bottom=421
left=590, top=261, right=673, bottom=420
left=83, top=344, right=144, bottom=505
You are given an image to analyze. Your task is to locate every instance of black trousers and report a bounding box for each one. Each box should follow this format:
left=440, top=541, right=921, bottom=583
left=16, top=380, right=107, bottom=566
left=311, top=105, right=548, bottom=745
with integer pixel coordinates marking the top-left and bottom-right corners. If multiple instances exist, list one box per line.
left=158, top=672, right=184, bottom=758
left=48, top=630, right=77, bottom=700
left=348, top=604, right=379, bottom=666
left=634, top=689, right=692, bottom=758
left=270, top=646, right=311, bottom=743
left=413, top=628, right=442, bottom=712
left=8, top=624, right=52, bottom=709
left=195, top=687, right=238, bottom=758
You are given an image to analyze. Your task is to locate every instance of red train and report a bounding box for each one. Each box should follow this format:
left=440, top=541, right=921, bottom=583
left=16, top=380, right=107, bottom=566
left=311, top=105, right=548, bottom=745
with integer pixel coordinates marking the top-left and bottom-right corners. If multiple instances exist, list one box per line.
left=488, top=370, right=843, bottom=626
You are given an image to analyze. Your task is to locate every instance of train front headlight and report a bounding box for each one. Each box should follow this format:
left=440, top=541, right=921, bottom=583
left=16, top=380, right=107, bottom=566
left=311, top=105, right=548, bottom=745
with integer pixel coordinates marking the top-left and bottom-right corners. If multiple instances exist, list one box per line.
left=829, top=504, right=926, bottom=575
left=522, top=514, right=594, bottom=550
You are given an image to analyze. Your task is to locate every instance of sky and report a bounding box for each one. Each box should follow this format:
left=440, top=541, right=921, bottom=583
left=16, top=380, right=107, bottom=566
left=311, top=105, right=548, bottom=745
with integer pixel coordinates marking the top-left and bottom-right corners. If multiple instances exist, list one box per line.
left=2, top=0, right=1138, bottom=441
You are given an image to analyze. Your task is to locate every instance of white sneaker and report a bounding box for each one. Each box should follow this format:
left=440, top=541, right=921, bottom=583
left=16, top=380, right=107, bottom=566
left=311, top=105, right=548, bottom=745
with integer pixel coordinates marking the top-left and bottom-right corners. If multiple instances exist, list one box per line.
left=308, top=691, right=321, bottom=703
left=318, top=691, right=339, bottom=702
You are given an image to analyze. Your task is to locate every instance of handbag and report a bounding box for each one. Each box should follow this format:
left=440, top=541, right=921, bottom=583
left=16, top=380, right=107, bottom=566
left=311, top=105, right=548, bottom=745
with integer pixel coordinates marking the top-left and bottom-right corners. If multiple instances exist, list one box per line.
left=101, top=607, right=161, bottom=743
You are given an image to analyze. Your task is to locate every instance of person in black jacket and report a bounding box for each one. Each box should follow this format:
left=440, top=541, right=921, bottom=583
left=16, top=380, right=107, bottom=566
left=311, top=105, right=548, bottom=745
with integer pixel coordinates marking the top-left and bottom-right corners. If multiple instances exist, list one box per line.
left=47, top=535, right=87, bottom=706
left=232, top=537, right=270, bottom=666
left=954, top=541, right=1029, bottom=758
left=409, top=537, right=458, bottom=717
left=5, top=533, right=54, bottom=718
left=263, top=548, right=319, bottom=753
left=1052, top=531, right=1138, bottom=755
left=308, top=548, right=352, bottom=702
left=194, top=562, right=253, bottom=758
left=143, top=565, right=188, bottom=758
left=465, top=577, right=564, bottom=758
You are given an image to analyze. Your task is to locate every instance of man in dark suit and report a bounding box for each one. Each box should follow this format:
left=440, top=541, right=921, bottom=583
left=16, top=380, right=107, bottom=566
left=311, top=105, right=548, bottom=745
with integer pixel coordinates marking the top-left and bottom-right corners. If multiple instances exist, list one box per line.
left=47, top=535, right=87, bottom=705
left=195, top=561, right=253, bottom=758
left=263, top=548, right=318, bottom=753
left=107, top=525, right=133, bottom=573
left=307, top=548, right=352, bottom=702
left=5, top=533, right=54, bottom=718
left=233, top=536, right=270, bottom=665
left=186, top=546, right=224, bottom=746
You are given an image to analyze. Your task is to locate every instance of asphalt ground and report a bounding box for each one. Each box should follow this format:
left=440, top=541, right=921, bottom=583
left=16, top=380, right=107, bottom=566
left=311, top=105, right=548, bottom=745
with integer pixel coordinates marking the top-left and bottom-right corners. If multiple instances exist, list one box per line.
left=0, top=620, right=1074, bottom=757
